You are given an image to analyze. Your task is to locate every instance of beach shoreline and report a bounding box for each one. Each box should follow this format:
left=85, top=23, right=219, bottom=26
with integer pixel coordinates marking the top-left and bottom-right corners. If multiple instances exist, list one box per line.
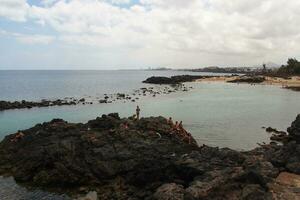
left=196, top=75, right=300, bottom=88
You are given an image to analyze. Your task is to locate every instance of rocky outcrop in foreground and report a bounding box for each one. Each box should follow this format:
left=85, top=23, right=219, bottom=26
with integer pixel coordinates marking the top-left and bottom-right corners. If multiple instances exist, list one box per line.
left=143, top=75, right=206, bottom=84
left=0, top=114, right=300, bottom=199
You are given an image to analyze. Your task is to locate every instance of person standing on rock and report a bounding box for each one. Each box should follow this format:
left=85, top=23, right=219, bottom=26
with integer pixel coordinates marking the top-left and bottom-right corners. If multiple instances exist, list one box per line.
left=167, top=117, right=174, bottom=126
left=136, top=105, right=141, bottom=120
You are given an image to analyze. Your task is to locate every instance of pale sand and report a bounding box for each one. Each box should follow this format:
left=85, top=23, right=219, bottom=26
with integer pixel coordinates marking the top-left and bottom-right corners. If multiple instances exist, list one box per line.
left=196, top=76, right=300, bottom=87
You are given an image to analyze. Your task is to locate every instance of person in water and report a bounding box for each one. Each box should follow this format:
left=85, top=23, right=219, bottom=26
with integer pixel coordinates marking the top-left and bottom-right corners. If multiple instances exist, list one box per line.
left=136, top=105, right=141, bottom=120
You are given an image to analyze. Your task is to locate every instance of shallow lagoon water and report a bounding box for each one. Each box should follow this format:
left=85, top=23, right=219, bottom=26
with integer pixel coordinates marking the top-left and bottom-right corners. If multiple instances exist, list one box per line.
left=0, top=70, right=300, bottom=199
left=1, top=80, right=299, bottom=150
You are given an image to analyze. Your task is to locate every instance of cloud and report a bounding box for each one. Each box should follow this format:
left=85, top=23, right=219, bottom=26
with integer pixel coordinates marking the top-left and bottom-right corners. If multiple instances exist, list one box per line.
left=0, top=0, right=29, bottom=21
left=0, top=29, right=55, bottom=44
left=15, top=34, right=54, bottom=44
left=109, top=0, right=131, bottom=5
left=1, top=0, right=300, bottom=67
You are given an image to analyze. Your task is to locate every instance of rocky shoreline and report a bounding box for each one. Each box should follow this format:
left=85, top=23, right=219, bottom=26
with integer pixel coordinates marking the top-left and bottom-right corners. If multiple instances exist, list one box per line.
left=0, top=113, right=299, bottom=199
left=0, top=84, right=192, bottom=112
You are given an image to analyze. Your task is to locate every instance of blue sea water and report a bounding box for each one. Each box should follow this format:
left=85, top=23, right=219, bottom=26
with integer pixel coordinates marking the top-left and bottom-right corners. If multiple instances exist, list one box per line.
left=0, top=70, right=300, bottom=199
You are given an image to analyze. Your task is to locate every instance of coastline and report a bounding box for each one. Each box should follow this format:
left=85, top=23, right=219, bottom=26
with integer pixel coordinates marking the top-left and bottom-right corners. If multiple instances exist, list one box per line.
left=196, top=75, right=300, bottom=88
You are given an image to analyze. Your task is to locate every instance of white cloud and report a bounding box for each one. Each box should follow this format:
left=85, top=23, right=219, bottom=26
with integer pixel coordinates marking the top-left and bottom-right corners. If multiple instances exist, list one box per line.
left=0, top=0, right=29, bottom=21
left=1, top=0, right=300, bottom=67
left=15, top=34, right=54, bottom=44
left=0, top=29, right=55, bottom=44
left=109, top=0, right=131, bottom=5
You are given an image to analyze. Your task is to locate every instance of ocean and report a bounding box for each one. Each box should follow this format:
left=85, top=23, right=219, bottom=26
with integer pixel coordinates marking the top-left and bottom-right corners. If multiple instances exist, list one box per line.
left=0, top=70, right=300, bottom=199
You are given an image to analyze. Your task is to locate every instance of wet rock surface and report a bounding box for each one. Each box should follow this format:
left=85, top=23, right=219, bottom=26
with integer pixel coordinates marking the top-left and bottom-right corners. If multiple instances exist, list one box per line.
left=0, top=114, right=299, bottom=199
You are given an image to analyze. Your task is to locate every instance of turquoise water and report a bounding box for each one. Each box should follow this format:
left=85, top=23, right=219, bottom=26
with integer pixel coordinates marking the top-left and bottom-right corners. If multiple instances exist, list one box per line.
left=0, top=70, right=299, bottom=150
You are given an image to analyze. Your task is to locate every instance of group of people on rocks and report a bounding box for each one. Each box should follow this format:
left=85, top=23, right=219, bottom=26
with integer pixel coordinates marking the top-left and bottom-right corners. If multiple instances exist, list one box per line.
left=120, top=106, right=193, bottom=144
left=167, top=117, right=192, bottom=144
left=10, top=131, right=24, bottom=142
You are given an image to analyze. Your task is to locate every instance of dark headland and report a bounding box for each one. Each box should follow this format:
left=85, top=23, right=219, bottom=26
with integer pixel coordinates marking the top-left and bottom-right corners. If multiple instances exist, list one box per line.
left=0, top=113, right=300, bottom=199
left=142, top=75, right=231, bottom=85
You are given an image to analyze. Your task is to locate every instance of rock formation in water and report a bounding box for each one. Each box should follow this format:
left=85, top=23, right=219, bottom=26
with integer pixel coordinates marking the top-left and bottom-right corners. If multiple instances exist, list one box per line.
left=143, top=75, right=206, bottom=84
left=0, top=99, right=78, bottom=111
left=0, top=113, right=299, bottom=199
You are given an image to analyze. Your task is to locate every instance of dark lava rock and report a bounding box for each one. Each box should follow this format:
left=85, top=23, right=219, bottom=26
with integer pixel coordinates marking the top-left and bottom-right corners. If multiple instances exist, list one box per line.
left=99, top=100, right=107, bottom=104
left=0, top=114, right=300, bottom=199
left=143, top=75, right=206, bottom=84
left=227, top=76, right=265, bottom=83
left=79, top=98, right=85, bottom=102
left=0, top=114, right=197, bottom=195
left=0, top=99, right=77, bottom=111
left=143, top=76, right=177, bottom=84
left=287, top=114, right=300, bottom=143
left=262, top=115, right=300, bottom=174
left=117, top=93, right=126, bottom=98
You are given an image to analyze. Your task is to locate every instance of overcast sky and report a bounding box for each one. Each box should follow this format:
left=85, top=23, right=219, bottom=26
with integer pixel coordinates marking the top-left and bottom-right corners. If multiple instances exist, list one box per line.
left=0, top=0, right=300, bottom=69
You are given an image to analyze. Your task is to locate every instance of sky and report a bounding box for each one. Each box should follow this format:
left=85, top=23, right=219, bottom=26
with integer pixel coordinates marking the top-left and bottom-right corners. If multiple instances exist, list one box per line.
left=0, top=0, right=300, bottom=69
